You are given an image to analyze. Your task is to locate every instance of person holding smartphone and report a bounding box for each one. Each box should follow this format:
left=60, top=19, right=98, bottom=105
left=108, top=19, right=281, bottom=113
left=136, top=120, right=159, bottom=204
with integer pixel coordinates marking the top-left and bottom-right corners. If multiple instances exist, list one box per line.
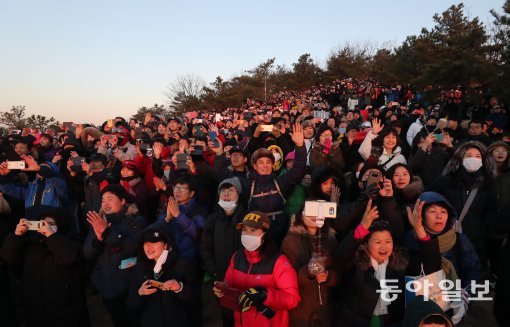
left=0, top=208, right=89, bottom=326
left=127, top=224, right=201, bottom=327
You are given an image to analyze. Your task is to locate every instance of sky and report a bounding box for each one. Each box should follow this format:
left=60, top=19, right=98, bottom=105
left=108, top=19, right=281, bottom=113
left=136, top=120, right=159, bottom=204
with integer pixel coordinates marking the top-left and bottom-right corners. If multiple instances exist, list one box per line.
left=0, top=0, right=504, bottom=125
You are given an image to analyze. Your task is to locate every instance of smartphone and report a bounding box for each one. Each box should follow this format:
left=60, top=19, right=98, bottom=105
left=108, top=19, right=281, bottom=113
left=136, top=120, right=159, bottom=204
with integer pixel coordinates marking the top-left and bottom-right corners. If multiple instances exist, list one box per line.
left=260, top=125, right=274, bottom=132
left=176, top=153, right=189, bottom=170
left=146, top=148, right=154, bottom=158
left=134, top=127, right=143, bottom=139
left=367, top=171, right=382, bottom=187
left=189, top=137, right=196, bottom=146
left=71, top=157, right=86, bottom=166
left=304, top=200, right=337, bottom=218
left=68, top=125, right=77, bottom=133
left=107, top=119, right=114, bottom=128
left=140, top=143, right=149, bottom=151
left=208, top=131, right=219, bottom=147
left=7, top=161, right=26, bottom=170
left=63, top=122, right=73, bottom=128
left=434, top=133, right=444, bottom=142
left=149, top=280, right=164, bottom=289
left=191, top=145, right=204, bottom=155
left=26, top=220, right=42, bottom=231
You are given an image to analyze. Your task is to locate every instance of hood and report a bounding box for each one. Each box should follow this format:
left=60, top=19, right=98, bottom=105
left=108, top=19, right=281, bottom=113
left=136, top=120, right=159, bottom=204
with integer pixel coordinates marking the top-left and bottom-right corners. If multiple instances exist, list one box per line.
left=442, top=141, right=498, bottom=178
left=99, top=203, right=139, bottom=217
left=288, top=215, right=336, bottom=239
left=81, top=126, right=103, bottom=144
left=398, top=176, right=424, bottom=200
left=41, top=161, right=60, bottom=174
left=403, top=295, right=452, bottom=327
left=38, top=207, right=72, bottom=235
left=418, top=192, right=457, bottom=219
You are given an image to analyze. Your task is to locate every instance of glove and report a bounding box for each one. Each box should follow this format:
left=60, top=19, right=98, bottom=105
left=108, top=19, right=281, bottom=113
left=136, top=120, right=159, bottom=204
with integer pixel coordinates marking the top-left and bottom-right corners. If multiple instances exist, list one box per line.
left=361, top=182, right=380, bottom=199
left=238, top=287, right=267, bottom=310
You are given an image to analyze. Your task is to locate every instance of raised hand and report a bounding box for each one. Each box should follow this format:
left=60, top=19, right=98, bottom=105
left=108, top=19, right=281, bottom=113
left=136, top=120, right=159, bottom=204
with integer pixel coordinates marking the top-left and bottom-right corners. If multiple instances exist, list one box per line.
left=153, top=177, right=167, bottom=191
left=378, top=178, right=394, bottom=198
left=165, top=197, right=180, bottom=222
left=38, top=220, right=56, bottom=238
left=15, top=218, right=29, bottom=236
left=360, top=199, right=380, bottom=229
left=291, top=123, right=304, bottom=146
left=371, top=118, right=384, bottom=135
left=20, top=155, right=40, bottom=172
left=330, top=185, right=341, bottom=203
left=407, top=199, right=427, bottom=239
left=153, top=142, right=164, bottom=159
left=86, top=211, right=109, bottom=241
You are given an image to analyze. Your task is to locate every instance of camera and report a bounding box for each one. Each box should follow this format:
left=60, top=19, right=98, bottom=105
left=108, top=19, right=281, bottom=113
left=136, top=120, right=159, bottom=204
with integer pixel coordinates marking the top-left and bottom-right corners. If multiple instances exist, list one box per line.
left=304, top=200, right=337, bottom=218
left=26, top=220, right=42, bottom=231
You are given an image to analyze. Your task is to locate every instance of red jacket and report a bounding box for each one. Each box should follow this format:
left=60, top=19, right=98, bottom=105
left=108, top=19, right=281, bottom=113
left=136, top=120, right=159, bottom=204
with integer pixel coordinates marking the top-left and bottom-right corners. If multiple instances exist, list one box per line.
left=134, top=155, right=156, bottom=193
left=224, top=249, right=300, bottom=327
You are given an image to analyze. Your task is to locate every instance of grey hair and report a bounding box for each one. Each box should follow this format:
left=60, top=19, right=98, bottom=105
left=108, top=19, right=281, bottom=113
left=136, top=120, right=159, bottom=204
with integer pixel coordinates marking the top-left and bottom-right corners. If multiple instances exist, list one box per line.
left=442, top=141, right=498, bottom=178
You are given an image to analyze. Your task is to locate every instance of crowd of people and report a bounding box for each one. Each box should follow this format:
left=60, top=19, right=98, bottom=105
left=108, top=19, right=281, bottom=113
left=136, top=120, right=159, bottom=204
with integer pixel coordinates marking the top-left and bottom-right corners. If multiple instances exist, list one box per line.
left=0, top=78, right=509, bottom=327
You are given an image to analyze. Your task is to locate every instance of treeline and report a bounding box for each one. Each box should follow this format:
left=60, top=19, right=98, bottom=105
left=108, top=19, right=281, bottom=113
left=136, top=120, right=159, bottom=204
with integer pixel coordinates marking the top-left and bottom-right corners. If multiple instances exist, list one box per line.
left=166, top=2, right=510, bottom=113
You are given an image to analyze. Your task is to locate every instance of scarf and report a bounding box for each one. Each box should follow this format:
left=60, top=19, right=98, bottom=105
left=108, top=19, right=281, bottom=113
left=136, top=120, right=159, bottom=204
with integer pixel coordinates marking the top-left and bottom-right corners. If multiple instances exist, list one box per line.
left=437, top=228, right=460, bottom=282
left=371, top=256, right=390, bottom=316
left=154, top=249, right=169, bottom=277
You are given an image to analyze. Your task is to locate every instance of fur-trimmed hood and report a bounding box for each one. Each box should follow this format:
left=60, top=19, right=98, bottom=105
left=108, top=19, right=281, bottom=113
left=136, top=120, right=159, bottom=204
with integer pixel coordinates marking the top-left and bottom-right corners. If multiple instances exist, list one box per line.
left=442, top=141, right=498, bottom=178
left=288, top=215, right=337, bottom=239
left=81, top=126, right=103, bottom=144
left=398, top=176, right=424, bottom=200
left=355, top=244, right=408, bottom=272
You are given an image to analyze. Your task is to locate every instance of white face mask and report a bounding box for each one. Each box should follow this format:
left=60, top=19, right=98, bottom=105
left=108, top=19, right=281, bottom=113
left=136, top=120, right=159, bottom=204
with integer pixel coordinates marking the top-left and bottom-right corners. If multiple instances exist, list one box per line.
left=241, top=234, right=263, bottom=252
left=462, top=157, right=483, bottom=172
left=273, top=152, right=281, bottom=162
left=163, top=170, right=170, bottom=179
left=218, top=200, right=237, bottom=211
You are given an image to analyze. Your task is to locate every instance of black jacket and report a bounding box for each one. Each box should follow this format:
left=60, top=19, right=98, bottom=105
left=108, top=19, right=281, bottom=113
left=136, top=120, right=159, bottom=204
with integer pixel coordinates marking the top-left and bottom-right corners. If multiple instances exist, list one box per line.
left=126, top=253, right=201, bottom=327
left=83, top=204, right=146, bottom=299
left=333, top=232, right=440, bottom=327
left=0, top=232, right=89, bottom=327
left=200, top=204, right=246, bottom=281
left=428, top=169, right=496, bottom=265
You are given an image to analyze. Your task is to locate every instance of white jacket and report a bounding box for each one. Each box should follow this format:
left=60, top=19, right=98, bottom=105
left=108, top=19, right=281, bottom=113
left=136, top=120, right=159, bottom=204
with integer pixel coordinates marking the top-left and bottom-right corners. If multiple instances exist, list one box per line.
left=358, top=131, right=407, bottom=170
left=406, top=119, right=424, bottom=146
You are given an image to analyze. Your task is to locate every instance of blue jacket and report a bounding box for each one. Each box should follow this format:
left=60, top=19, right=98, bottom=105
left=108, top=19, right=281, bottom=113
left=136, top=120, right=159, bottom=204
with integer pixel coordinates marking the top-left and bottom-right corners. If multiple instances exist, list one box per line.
left=157, top=198, right=207, bottom=262
left=0, top=162, right=69, bottom=209
left=403, top=192, right=481, bottom=289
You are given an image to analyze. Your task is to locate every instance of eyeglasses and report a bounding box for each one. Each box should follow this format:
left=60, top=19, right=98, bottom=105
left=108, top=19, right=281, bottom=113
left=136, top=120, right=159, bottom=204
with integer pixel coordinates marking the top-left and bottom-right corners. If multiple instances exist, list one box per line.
left=231, top=153, right=244, bottom=158
left=493, top=149, right=508, bottom=155
left=173, top=186, right=189, bottom=192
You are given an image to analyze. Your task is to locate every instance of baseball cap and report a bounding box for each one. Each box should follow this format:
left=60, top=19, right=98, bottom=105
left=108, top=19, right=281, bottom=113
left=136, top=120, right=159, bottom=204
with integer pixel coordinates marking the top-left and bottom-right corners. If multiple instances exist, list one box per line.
left=236, top=212, right=271, bottom=231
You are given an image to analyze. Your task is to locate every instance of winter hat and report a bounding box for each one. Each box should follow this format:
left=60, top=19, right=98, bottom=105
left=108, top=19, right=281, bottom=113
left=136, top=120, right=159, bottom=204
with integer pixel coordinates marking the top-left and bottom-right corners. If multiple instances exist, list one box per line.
left=284, top=151, right=295, bottom=161
left=122, top=160, right=139, bottom=174
left=218, top=177, right=242, bottom=195
left=250, top=148, right=274, bottom=165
